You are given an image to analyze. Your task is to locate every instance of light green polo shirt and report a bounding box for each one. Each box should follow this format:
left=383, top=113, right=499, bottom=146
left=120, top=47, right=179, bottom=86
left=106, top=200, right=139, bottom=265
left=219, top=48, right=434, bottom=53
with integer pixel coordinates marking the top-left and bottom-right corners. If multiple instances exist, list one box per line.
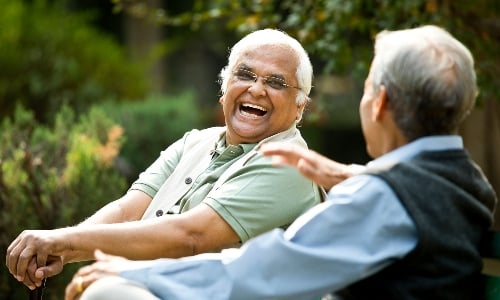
left=130, top=129, right=321, bottom=243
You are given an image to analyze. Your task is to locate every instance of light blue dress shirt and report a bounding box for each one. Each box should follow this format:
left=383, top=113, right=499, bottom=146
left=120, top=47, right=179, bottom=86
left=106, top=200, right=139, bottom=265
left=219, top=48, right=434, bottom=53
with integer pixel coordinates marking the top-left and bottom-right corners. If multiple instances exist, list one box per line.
left=120, top=136, right=464, bottom=300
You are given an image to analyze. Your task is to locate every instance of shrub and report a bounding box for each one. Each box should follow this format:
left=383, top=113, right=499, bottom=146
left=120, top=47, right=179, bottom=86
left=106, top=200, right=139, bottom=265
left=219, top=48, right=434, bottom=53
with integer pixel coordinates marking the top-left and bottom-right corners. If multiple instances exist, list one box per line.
left=0, top=105, right=127, bottom=299
left=100, top=91, right=209, bottom=182
left=0, top=0, right=149, bottom=123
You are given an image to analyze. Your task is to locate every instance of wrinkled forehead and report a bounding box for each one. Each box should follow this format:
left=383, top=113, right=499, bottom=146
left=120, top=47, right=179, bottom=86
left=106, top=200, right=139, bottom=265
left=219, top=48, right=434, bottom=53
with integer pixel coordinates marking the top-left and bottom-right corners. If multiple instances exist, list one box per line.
left=234, top=44, right=299, bottom=74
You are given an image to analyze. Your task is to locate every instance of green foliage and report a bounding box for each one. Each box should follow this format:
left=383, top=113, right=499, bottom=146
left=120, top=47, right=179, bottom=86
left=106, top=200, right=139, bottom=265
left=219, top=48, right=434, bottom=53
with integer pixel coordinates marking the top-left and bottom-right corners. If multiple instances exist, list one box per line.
left=114, top=0, right=500, bottom=103
left=0, top=0, right=149, bottom=123
left=99, top=91, right=208, bottom=182
left=0, top=105, right=127, bottom=299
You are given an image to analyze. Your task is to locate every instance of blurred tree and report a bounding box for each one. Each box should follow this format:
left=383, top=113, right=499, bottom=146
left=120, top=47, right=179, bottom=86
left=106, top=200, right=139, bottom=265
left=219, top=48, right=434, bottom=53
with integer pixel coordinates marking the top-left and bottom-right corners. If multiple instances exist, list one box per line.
left=0, top=0, right=149, bottom=123
left=99, top=91, right=208, bottom=184
left=0, top=105, right=128, bottom=299
left=112, top=0, right=499, bottom=105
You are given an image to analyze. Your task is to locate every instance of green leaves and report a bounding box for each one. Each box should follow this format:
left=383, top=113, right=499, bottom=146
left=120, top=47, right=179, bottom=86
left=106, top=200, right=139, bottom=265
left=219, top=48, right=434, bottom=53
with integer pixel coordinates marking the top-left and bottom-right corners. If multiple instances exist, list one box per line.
left=0, top=104, right=128, bottom=298
left=0, top=0, right=149, bottom=123
left=113, top=0, right=499, bottom=104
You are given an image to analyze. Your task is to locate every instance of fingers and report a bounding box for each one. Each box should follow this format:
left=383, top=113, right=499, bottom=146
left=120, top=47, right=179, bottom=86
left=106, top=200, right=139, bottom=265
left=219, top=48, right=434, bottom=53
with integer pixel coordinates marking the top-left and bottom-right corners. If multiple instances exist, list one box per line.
left=6, top=231, right=40, bottom=281
left=261, top=142, right=353, bottom=189
left=94, top=249, right=107, bottom=261
left=260, top=143, right=305, bottom=166
left=6, top=230, right=55, bottom=285
left=6, top=233, right=25, bottom=281
left=66, top=266, right=96, bottom=300
left=35, top=256, right=64, bottom=278
left=260, top=142, right=304, bottom=157
left=65, top=274, right=86, bottom=300
left=15, top=248, right=37, bottom=283
left=65, top=250, right=128, bottom=300
left=261, top=143, right=328, bottom=167
left=296, top=158, right=328, bottom=186
left=24, top=258, right=41, bottom=290
left=65, top=258, right=116, bottom=300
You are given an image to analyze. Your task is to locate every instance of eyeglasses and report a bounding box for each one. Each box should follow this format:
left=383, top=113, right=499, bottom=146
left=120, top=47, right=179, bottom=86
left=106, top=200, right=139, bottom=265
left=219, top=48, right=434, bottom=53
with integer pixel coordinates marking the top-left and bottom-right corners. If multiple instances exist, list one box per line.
left=233, top=68, right=301, bottom=91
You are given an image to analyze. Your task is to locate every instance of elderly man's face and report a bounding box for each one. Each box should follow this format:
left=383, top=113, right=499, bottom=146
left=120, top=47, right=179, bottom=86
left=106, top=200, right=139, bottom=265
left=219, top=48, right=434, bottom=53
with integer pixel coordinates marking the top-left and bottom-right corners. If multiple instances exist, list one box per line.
left=220, top=44, right=305, bottom=145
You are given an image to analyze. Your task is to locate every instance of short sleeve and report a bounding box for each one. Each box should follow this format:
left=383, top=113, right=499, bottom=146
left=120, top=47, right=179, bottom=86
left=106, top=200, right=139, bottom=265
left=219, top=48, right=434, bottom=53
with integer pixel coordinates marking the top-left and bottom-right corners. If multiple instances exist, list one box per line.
left=128, top=132, right=188, bottom=198
left=204, top=154, right=321, bottom=242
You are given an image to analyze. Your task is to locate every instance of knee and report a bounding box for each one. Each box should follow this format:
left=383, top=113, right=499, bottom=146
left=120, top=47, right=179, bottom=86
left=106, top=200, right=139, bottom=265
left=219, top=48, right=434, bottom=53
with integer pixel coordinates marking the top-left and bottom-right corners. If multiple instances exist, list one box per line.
left=80, top=276, right=159, bottom=300
left=80, top=276, right=128, bottom=300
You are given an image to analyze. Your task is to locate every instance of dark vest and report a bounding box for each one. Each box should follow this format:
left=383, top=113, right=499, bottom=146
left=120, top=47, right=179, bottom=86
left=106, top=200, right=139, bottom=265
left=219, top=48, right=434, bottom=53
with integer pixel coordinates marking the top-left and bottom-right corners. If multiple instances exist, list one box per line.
left=337, top=149, right=497, bottom=300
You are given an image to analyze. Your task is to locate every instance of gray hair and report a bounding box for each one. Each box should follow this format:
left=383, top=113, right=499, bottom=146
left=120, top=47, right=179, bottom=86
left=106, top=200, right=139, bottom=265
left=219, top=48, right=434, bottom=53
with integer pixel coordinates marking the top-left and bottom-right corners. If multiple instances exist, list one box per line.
left=371, top=25, right=477, bottom=141
left=219, top=29, right=313, bottom=106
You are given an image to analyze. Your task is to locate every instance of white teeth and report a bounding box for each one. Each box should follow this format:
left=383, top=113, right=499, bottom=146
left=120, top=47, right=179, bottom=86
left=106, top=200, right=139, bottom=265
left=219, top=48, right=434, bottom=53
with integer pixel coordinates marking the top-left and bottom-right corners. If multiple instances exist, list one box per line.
left=242, top=103, right=267, bottom=112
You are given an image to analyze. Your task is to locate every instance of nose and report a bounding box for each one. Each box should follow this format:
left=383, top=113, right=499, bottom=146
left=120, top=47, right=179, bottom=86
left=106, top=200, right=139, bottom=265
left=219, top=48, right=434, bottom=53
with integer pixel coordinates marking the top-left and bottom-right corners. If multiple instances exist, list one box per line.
left=247, top=79, right=267, bottom=97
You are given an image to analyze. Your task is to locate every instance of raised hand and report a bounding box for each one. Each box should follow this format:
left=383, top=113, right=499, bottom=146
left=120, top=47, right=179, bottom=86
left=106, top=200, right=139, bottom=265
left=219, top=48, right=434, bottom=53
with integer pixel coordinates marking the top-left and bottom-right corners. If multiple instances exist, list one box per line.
left=260, top=142, right=364, bottom=190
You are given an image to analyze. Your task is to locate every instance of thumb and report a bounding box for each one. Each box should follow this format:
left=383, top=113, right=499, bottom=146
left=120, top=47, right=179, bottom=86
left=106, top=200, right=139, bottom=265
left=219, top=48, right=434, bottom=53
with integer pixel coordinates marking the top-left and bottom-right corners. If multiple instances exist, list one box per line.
left=35, top=269, right=44, bottom=279
left=35, top=260, right=63, bottom=279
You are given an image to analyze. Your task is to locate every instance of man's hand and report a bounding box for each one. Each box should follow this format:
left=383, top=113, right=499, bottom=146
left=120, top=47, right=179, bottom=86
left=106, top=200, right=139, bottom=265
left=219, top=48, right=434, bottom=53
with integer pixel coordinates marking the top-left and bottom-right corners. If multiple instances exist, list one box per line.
left=6, top=229, right=67, bottom=288
left=19, top=256, right=63, bottom=290
left=260, top=142, right=364, bottom=190
left=65, top=250, right=124, bottom=300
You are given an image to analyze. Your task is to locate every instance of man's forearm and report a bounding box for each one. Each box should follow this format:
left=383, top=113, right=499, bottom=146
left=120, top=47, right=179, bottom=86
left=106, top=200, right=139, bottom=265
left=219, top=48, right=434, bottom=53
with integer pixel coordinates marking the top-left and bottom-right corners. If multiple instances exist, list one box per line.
left=79, top=200, right=126, bottom=225
left=79, top=190, right=152, bottom=225
left=63, top=217, right=196, bottom=263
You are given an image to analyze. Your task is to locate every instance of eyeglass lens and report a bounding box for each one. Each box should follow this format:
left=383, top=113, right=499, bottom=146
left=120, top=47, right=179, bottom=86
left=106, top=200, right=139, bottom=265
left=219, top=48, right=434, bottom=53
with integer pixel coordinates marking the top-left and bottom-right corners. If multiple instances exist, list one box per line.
left=233, top=68, right=297, bottom=90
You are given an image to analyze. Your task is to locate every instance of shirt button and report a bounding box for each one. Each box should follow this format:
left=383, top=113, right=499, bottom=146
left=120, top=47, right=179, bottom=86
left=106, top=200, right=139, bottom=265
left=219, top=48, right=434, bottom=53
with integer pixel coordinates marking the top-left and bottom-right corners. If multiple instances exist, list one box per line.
left=185, top=177, right=192, bottom=184
left=155, top=210, right=163, bottom=217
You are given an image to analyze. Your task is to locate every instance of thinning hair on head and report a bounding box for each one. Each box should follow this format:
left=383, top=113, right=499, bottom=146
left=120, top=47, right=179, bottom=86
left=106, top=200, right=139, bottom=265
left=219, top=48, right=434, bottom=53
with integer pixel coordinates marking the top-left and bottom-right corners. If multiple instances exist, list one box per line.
left=370, top=25, right=477, bottom=140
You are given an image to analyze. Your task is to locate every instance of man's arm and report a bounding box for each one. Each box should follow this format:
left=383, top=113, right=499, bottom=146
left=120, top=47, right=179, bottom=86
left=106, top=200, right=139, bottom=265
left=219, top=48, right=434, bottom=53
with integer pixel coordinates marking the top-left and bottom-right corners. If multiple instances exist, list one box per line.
left=79, top=190, right=152, bottom=225
left=5, top=189, right=153, bottom=288
left=61, top=189, right=153, bottom=264
left=61, top=203, right=239, bottom=261
left=7, top=132, right=185, bottom=289
left=7, top=202, right=239, bottom=284
left=260, top=142, right=365, bottom=190
left=67, top=175, right=417, bottom=300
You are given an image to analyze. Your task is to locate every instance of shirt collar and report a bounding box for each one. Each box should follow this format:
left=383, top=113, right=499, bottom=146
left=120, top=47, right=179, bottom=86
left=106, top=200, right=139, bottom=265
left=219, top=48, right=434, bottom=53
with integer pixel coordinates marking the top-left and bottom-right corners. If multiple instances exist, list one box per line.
left=367, top=135, right=463, bottom=168
left=220, top=123, right=298, bottom=154
left=216, top=135, right=255, bottom=156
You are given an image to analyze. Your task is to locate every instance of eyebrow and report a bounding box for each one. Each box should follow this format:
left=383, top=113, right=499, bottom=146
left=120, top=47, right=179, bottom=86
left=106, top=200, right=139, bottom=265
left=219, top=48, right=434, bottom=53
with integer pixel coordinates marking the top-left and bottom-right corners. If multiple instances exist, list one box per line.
left=237, top=64, right=251, bottom=71
left=237, top=64, right=287, bottom=80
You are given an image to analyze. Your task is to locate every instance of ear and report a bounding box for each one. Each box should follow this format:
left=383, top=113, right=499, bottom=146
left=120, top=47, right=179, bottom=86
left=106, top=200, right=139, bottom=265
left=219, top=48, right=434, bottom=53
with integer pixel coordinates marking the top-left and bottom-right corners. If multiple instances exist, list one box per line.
left=296, top=97, right=309, bottom=121
left=219, top=96, right=224, bottom=104
left=373, top=85, right=388, bottom=121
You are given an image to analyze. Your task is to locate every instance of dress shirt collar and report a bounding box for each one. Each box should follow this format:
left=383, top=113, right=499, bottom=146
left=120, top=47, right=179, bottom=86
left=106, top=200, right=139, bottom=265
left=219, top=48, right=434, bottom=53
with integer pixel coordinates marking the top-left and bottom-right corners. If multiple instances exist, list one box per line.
left=367, top=135, right=463, bottom=169
left=220, top=122, right=298, bottom=151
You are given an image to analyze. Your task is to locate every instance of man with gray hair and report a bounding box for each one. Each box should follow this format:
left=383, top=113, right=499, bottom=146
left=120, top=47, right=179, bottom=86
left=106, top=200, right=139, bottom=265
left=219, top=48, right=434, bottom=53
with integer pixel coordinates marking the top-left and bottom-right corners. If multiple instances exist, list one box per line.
left=65, top=25, right=496, bottom=300
left=6, top=28, right=323, bottom=296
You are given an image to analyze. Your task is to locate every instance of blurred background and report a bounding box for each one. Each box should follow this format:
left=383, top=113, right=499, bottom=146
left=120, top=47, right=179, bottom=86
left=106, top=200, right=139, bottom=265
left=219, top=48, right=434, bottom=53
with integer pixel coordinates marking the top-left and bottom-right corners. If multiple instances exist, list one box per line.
left=0, top=0, right=498, bottom=298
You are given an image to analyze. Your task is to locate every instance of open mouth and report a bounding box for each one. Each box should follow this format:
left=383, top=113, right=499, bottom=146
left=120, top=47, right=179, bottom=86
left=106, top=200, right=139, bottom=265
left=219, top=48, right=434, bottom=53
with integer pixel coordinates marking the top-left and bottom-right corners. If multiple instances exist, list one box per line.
left=240, top=103, right=267, bottom=117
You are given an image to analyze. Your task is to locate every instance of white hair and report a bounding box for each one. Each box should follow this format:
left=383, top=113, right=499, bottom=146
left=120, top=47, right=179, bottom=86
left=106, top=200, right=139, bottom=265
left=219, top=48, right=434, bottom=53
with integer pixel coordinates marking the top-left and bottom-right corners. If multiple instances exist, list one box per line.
left=219, top=29, right=313, bottom=106
left=370, top=25, right=477, bottom=139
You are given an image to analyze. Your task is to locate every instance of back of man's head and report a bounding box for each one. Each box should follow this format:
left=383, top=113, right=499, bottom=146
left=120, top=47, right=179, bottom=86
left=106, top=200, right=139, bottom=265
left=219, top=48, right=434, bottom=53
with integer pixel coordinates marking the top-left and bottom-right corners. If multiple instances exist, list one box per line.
left=371, top=25, right=477, bottom=141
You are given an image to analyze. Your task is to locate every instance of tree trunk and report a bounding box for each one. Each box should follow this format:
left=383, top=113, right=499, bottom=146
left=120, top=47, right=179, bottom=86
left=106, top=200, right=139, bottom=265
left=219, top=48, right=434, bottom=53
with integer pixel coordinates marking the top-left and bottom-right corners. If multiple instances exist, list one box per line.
left=124, top=0, right=166, bottom=93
